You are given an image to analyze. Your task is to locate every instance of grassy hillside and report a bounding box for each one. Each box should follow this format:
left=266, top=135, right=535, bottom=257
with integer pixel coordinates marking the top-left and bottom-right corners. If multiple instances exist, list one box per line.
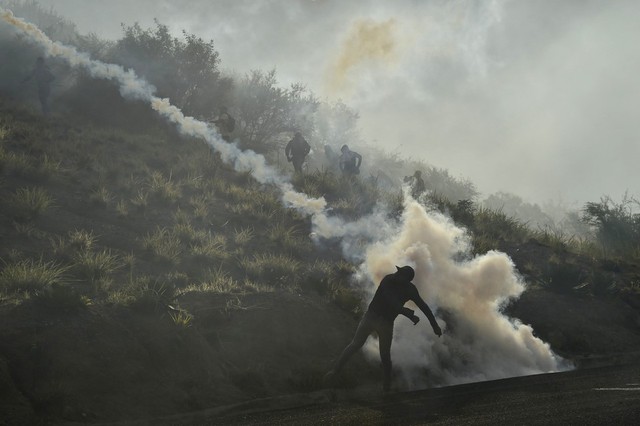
left=0, top=97, right=380, bottom=423
left=1, top=91, right=639, bottom=424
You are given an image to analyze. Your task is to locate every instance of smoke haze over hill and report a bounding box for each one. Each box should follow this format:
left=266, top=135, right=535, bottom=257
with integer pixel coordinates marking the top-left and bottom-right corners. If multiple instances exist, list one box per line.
left=1, top=3, right=567, bottom=387
left=32, top=0, right=640, bottom=207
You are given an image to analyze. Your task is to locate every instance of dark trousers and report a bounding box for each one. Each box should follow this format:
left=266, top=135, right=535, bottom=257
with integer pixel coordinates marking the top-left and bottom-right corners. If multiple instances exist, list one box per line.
left=333, top=310, right=394, bottom=390
left=291, top=156, right=305, bottom=173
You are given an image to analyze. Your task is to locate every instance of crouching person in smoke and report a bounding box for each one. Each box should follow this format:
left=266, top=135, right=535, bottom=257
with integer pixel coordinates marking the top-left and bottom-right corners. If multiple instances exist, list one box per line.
left=325, top=265, right=442, bottom=392
left=339, top=144, right=362, bottom=176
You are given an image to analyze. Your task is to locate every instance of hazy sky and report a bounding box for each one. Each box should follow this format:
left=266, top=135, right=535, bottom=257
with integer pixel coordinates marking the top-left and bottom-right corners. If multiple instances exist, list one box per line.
left=33, top=0, right=640, bottom=206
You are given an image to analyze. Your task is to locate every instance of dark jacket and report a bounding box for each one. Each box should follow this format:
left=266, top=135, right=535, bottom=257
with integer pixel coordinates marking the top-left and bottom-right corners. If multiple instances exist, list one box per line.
left=368, top=273, right=439, bottom=330
left=285, top=135, right=310, bottom=159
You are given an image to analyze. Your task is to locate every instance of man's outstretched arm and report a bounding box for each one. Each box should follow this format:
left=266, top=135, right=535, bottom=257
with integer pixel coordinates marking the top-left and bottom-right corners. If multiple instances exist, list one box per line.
left=411, top=289, right=442, bottom=336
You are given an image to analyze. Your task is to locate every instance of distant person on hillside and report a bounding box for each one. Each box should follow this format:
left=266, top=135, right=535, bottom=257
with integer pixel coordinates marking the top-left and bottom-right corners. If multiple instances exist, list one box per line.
left=404, top=170, right=426, bottom=199
left=21, top=56, right=55, bottom=116
left=285, top=131, right=311, bottom=173
left=324, top=265, right=442, bottom=392
left=213, top=106, right=235, bottom=142
left=339, top=144, right=362, bottom=176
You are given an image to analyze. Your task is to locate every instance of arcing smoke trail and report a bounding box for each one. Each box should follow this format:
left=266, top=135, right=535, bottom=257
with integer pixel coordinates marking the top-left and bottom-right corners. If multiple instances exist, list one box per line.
left=0, top=8, right=324, bottom=217
left=1, top=8, right=569, bottom=387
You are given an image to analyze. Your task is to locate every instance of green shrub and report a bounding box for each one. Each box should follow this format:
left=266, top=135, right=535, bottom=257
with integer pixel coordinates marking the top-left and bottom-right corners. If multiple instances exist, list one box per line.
left=472, top=206, right=530, bottom=245
left=169, top=309, right=193, bottom=328
left=267, top=223, right=311, bottom=254
left=0, top=258, right=68, bottom=295
left=115, top=199, right=129, bottom=218
left=131, top=190, right=149, bottom=211
left=582, top=195, right=640, bottom=259
left=234, top=227, right=254, bottom=246
left=10, top=187, right=54, bottom=222
left=148, top=171, right=181, bottom=202
left=73, top=249, right=123, bottom=288
left=142, top=227, right=184, bottom=264
left=190, top=195, right=210, bottom=221
left=189, top=233, right=229, bottom=261
left=540, top=257, right=586, bottom=294
left=239, top=253, right=301, bottom=289
left=242, top=279, right=275, bottom=293
left=3, top=151, right=34, bottom=178
left=173, top=222, right=198, bottom=244
left=124, top=276, right=176, bottom=312
left=89, top=186, right=114, bottom=207
left=188, top=269, right=242, bottom=294
left=67, top=229, right=96, bottom=253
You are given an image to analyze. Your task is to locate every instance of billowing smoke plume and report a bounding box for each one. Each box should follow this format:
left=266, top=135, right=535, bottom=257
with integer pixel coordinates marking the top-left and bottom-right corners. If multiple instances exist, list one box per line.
left=361, top=195, right=569, bottom=387
left=326, top=18, right=398, bottom=95
left=1, top=7, right=568, bottom=388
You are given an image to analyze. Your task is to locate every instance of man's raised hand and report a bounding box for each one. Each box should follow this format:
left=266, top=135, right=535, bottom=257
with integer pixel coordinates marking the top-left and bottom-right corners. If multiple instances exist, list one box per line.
left=433, top=324, right=442, bottom=337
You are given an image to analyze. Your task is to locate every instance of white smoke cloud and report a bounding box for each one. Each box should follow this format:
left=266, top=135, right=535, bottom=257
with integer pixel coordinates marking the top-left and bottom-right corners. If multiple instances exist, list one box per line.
left=1, top=6, right=568, bottom=389
left=360, top=196, right=568, bottom=387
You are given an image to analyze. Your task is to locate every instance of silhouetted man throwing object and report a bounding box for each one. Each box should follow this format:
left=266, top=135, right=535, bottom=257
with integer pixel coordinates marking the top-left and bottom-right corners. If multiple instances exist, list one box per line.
left=325, top=265, right=442, bottom=392
left=285, top=131, right=311, bottom=173
left=22, top=57, right=55, bottom=116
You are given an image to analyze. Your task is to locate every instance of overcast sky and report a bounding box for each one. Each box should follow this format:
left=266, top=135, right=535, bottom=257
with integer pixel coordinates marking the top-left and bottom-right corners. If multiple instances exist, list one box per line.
left=33, top=0, right=640, bottom=206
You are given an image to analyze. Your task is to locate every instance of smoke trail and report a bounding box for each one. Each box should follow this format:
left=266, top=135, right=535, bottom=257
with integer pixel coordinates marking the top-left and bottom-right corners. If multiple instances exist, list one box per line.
left=0, top=8, right=324, bottom=214
left=1, top=7, right=569, bottom=388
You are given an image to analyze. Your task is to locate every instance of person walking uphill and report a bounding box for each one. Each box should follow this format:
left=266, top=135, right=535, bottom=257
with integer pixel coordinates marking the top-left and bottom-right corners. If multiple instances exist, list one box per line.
left=285, top=131, right=311, bottom=173
left=22, top=56, right=55, bottom=116
left=325, top=265, right=442, bottom=392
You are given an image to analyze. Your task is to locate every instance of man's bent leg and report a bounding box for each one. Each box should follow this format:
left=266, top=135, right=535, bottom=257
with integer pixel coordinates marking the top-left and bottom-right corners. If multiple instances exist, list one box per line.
left=330, top=312, right=375, bottom=374
left=377, top=320, right=394, bottom=392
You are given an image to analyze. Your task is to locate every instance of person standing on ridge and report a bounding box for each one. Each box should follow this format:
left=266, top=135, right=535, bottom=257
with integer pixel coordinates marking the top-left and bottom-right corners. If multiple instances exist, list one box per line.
left=285, top=131, right=311, bottom=173
left=325, top=265, right=442, bottom=392
left=339, top=144, right=362, bottom=176
left=404, top=170, right=426, bottom=199
left=22, top=56, right=55, bottom=116
left=213, top=106, right=235, bottom=142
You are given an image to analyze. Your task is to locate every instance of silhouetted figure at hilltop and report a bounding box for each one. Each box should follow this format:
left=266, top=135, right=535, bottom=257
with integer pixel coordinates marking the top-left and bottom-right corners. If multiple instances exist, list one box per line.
left=21, top=57, right=55, bottom=116
left=404, top=170, right=426, bottom=199
left=212, top=106, right=235, bottom=142
left=325, top=265, right=441, bottom=392
left=339, top=144, right=362, bottom=176
left=285, top=131, right=311, bottom=173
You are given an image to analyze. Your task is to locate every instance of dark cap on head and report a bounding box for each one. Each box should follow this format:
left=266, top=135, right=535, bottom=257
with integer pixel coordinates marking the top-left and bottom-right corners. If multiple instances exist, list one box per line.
left=395, top=265, right=415, bottom=281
